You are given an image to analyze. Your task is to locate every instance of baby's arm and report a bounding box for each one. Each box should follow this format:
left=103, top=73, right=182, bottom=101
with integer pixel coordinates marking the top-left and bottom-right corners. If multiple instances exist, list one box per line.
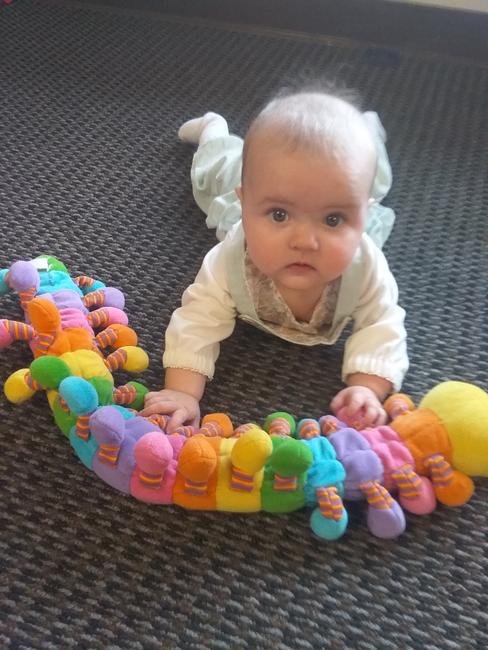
left=141, top=241, right=237, bottom=432
left=333, top=237, right=408, bottom=428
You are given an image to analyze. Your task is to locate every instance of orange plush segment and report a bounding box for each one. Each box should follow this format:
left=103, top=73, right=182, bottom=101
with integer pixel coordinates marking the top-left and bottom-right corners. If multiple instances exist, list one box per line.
left=201, top=413, right=234, bottom=438
left=430, top=470, right=475, bottom=507
left=172, top=436, right=221, bottom=510
left=28, top=298, right=61, bottom=333
left=389, top=407, right=453, bottom=475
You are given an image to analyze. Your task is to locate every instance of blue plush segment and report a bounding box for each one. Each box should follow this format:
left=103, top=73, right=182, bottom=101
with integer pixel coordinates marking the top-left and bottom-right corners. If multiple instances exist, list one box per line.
left=0, top=269, right=11, bottom=295
left=59, top=377, right=99, bottom=416
left=310, top=506, right=349, bottom=541
left=37, top=271, right=84, bottom=296
left=70, top=431, right=99, bottom=469
left=302, top=437, right=346, bottom=506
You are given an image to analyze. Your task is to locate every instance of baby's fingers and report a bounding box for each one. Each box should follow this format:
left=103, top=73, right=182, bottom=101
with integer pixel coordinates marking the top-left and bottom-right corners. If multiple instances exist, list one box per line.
left=167, top=408, right=194, bottom=433
left=139, top=398, right=178, bottom=418
left=360, top=403, right=387, bottom=428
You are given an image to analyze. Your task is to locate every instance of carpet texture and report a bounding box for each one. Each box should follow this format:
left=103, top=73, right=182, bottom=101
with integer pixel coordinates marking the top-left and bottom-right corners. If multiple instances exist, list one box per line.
left=2, top=1, right=488, bottom=648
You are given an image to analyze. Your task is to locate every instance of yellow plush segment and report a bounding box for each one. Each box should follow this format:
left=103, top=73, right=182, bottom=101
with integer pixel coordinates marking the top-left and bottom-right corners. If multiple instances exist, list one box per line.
left=215, top=438, right=263, bottom=512
left=420, top=381, right=488, bottom=477
left=232, top=428, right=273, bottom=474
left=60, top=350, right=113, bottom=383
left=4, top=369, right=35, bottom=403
left=119, top=346, right=149, bottom=373
left=46, top=389, right=58, bottom=410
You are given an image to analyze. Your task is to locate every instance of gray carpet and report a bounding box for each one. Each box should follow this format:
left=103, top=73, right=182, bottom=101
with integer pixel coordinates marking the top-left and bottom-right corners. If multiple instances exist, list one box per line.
left=2, top=1, right=488, bottom=648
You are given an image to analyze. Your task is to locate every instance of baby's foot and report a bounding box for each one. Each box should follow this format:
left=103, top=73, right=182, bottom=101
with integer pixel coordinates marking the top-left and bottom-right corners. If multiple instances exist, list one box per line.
left=178, top=112, right=228, bottom=145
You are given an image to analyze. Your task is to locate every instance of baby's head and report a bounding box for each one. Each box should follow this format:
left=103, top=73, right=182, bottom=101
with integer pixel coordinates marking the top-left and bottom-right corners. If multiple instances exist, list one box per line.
left=236, top=86, right=379, bottom=299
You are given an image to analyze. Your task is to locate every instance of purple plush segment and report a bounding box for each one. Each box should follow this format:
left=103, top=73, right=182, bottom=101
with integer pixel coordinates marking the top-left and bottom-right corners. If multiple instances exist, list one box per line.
left=90, top=407, right=126, bottom=447
left=328, top=429, right=384, bottom=500
left=7, top=261, right=40, bottom=293
left=50, top=289, right=88, bottom=313
left=92, top=438, right=135, bottom=494
left=367, top=498, right=406, bottom=539
left=98, top=287, right=125, bottom=310
left=91, top=409, right=157, bottom=494
left=125, top=416, right=159, bottom=439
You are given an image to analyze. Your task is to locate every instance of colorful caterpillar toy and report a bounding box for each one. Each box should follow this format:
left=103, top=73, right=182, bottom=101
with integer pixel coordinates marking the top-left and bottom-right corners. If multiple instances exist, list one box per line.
left=2, top=256, right=488, bottom=540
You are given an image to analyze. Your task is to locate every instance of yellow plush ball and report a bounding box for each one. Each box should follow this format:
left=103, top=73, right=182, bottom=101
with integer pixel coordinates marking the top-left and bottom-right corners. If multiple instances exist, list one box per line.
left=231, top=428, right=273, bottom=474
left=420, top=381, right=488, bottom=477
left=4, top=369, right=36, bottom=403
left=120, top=346, right=149, bottom=373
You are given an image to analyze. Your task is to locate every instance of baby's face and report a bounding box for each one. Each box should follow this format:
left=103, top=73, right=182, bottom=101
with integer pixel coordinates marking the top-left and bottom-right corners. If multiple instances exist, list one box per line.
left=237, top=139, right=375, bottom=297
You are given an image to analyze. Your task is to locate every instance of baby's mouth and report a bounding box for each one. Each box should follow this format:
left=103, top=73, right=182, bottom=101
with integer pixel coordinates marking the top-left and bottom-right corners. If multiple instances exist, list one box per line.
left=286, top=262, right=314, bottom=271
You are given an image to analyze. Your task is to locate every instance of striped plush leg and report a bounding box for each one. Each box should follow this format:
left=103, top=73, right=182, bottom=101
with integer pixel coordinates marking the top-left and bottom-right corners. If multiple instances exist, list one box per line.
left=297, top=418, right=321, bottom=440
left=264, top=412, right=295, bottom=437
left=75, top=411, right=97, bottom=442
left=82, top=290, right=106, bottom=309
left=73, top=275, right=97, bottom=290
left=391, top=464, right=437, bottom=514
left=360, top=480, right=406, bottom=539
left=383, top=394, right=415, bottom=421
left=103, top=349, right=128, bottom=372
left=318, top=415, right=344, bottom=437
left=0, top=320, right=36, bottom=348
left=310, top=486, right=349, bottom=540
left=140, top=414, right=170, bottom=432
left=113, top=385, right=138, bottom=406
left=422, top=454, right=474, bottom=507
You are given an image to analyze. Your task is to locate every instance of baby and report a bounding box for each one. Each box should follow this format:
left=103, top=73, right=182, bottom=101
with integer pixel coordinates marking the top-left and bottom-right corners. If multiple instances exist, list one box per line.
left=141, top=83, right=408, bottom=431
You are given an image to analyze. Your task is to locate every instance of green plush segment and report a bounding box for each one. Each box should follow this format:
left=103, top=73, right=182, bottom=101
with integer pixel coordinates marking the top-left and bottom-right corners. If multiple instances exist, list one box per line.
left=269, top=438, right=313, bottom=476
left=89, top=377, right=115, bottom=406
left=30, top=357, right=71, bottom=389
left=260, top=437, right=309, bottom=513
left=36, top=255, right=68, bottom=274
left=53, top=400, right=77, bottom=436
left=127, top=381, right=149, bottom=410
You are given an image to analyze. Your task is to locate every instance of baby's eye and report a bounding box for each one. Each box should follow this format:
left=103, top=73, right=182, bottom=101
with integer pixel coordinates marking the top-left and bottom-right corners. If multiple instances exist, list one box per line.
left=324, top=213, right=344, bottom=227
left=269, top=209, right=289, bottom=223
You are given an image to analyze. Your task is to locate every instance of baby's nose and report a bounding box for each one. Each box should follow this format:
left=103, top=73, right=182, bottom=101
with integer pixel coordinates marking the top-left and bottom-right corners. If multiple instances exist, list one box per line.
left=291, top=224, right=319, bottom=250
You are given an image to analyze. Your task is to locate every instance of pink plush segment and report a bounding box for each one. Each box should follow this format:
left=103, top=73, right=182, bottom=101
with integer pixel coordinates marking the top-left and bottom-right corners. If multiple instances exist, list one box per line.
left=0, top=321, right=14, bottom=347
left=399, top=476, right=437, bottom=515
left=60, top=308, right=93, bottom=332
left=360, top=426, right=415, bottom=490
left=130, top=433, right=186, bottom=504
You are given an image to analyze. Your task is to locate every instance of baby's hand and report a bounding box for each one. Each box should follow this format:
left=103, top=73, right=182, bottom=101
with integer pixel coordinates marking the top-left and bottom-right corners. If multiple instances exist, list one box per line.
left=330, top=386, right=387, bottom=429
left=140, top=389, right=201, bottom=432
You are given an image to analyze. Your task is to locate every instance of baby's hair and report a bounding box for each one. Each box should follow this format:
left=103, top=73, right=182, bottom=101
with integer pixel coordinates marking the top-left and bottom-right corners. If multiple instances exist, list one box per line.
left=241, top=79, right=376, bottom=182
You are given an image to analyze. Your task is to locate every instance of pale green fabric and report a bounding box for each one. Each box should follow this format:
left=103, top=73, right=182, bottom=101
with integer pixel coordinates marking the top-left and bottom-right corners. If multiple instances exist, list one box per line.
left=190, top=112, right=395, bottom=249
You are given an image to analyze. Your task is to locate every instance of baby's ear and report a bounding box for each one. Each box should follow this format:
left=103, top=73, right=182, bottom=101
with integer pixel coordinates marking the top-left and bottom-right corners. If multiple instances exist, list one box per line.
left=235, top=185, right=243, bottom=202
